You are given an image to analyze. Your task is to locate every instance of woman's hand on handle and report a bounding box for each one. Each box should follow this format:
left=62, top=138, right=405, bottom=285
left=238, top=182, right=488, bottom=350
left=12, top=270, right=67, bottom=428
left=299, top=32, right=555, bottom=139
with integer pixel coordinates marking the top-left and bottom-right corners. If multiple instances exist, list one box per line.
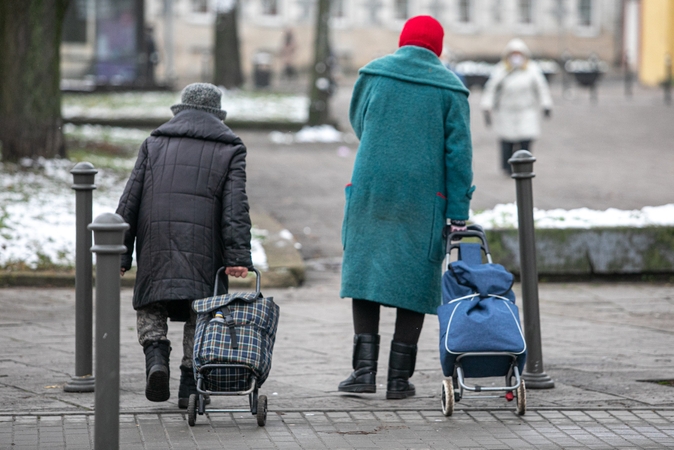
left=449, top=219, right=467, bottom=233
left=225, top=266, right=249, bottom=278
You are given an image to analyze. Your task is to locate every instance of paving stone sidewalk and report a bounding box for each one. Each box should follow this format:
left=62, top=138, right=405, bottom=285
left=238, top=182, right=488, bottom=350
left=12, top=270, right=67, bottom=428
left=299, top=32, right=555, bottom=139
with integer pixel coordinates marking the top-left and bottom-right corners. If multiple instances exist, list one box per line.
left=4, top=409, right=674, bottom=450
left=1, top=269, right=673, bottom=448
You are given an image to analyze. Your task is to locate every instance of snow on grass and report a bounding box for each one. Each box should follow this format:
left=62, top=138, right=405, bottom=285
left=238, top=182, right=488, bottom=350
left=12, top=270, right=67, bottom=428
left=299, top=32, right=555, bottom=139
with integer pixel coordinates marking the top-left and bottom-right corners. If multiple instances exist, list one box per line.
left=0, top=158, right=267, bottom=271
left=471, top=202, right=674, bottom=229
left=62, top=90, right=308, bottom=123
left=64, top=123, right=151, bottom=146
left=269, top=125, right=358, bottom=144
left=0, top=158, right=121, bottom=270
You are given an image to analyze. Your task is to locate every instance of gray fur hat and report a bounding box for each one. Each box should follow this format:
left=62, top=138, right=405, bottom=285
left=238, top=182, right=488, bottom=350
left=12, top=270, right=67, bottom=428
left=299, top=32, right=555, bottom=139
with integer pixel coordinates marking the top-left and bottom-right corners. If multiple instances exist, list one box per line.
left=170, top=83, right=227, bottom=120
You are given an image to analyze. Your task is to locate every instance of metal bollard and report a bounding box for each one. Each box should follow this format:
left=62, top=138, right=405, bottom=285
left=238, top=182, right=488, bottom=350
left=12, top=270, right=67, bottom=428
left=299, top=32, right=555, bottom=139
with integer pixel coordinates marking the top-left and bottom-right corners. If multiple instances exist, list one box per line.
left=624, top=55, right=633, bottom=99
left=89, top=213, right=129, bottom=450
left=64, top=162, right=98, bottom=393
left=508, top=150, right=555, bottom=389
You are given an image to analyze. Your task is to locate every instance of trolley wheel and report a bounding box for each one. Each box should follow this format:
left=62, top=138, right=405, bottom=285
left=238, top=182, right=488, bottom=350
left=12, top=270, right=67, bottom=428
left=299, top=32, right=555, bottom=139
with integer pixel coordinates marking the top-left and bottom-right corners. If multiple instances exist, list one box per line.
left=187, top=394, right=197, bottom=426
left=441, top=379, right=454, bottom=417
left=516, top=380, right=526, bottom=416
left=256, top=395, right=268, bottom=426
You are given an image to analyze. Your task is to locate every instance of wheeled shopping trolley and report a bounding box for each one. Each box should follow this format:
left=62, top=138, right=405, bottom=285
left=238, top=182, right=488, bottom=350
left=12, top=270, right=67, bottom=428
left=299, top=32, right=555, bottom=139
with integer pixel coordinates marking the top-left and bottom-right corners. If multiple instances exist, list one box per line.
left=187, top=267, right=280, bottom=427
left=437, top=225, right=527, bottom=416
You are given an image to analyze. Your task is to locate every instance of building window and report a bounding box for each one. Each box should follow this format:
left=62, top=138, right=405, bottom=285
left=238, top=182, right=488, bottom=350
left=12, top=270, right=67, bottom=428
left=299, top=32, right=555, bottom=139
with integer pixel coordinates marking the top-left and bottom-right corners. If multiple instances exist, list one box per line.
left=428, top=0, right=445, bottom=20
left=363, top=0, right=384, bottom=25
left=191, top=0, right=209, bottom=13
left=491, top=0, right=503, bottom=24
left=261, top=0, right=278, bottom=16
left=458, top=0, right=472, bottom=23
left=517, top=0, right=533, bottom=24
left=296, top=0, right=312, bottom=20
left=394, top=0, right=409, bottom=20
left=578, top=0, right=592, bottom=27
left=62, top=0, right=88, bottom=43
left=332, top=0, right=345, bottom=18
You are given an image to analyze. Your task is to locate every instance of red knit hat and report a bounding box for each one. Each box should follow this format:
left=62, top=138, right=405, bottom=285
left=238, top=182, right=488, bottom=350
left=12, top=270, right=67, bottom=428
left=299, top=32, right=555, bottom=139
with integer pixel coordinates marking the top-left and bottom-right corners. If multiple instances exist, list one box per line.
left=398, top=16, right=444, bottom=57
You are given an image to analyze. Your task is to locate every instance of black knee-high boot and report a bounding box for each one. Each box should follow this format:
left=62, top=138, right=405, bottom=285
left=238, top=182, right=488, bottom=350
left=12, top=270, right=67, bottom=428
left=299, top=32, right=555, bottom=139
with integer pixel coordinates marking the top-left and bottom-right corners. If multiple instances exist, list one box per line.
left=144, top=340, right=171, bottom=402
left=338, top=334, right=380, bottom=393
left=386, top=341, right=417, bottom=399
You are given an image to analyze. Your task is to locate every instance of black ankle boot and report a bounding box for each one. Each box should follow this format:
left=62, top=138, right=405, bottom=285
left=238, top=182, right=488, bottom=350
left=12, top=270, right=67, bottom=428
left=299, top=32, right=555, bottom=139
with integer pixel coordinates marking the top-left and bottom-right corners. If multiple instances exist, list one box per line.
left=386, top=341, right=417, bottom=399
left=178, top=365, right=195, bottom=409
left=338, top=334, right=380, bottom=393
left=178, top=365, right=211, bottom=409
left=144, top=340, right=171, bottom=402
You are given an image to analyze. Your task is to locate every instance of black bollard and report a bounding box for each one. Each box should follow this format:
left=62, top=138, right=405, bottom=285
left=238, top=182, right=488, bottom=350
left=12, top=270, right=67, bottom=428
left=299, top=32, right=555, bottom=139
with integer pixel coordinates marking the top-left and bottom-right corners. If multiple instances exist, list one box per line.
left=89, top=213, right=129, bottom=450
left=64, top=162, right=98, bottom=393
left=624, top=55, right=633, bottom=98
left=508, top=150, right=554, bottom=389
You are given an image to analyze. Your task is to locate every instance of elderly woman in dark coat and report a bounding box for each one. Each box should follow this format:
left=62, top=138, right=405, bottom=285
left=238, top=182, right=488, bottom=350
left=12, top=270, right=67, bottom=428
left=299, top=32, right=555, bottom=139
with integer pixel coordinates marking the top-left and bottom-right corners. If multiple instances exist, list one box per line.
left=338, top=16, right=475, bottom=399
left=116, top=83, right=252, bottom=408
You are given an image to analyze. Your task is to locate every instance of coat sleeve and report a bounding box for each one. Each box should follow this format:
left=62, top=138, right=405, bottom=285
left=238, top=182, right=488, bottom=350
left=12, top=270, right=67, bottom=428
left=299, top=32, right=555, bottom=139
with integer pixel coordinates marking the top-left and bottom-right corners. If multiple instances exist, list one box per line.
left=221, top=143, right=253, bottom=268
left=115, top=140, right=149, bottom=270
left=480, top=64, right=506, bottom=111
left=444, top=91, right=475, bottom=221
left=533, top=64, right=553, bottom=110
left=348, top=73, right=375, bottom=139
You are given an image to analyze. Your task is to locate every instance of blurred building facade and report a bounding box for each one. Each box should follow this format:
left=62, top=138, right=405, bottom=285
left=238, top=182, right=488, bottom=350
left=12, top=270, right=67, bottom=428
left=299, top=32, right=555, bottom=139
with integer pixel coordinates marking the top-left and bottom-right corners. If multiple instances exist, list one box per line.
left=637, top=0, right=674, bottom=86
left=61, top=0, right=668, bottom=89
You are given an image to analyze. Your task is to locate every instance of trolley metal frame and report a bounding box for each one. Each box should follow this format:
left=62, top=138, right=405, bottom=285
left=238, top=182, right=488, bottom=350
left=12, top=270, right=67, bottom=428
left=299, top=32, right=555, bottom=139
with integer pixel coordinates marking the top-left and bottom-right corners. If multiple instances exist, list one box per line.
left=440, top=225, right=527, bottom=417
left=187, top=267, right=269, bottom=427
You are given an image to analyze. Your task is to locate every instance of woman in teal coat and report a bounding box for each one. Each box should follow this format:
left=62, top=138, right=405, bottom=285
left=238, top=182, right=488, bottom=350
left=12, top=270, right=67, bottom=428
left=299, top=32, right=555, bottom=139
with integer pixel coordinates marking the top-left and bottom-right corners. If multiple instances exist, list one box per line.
left=338, top=16, right=475, bottom=399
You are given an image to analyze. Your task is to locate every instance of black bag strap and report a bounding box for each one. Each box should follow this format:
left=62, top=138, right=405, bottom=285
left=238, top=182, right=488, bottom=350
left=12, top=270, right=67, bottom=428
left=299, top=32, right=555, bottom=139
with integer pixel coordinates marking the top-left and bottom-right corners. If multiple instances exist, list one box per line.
left=218, top=307, right=239, bottom=350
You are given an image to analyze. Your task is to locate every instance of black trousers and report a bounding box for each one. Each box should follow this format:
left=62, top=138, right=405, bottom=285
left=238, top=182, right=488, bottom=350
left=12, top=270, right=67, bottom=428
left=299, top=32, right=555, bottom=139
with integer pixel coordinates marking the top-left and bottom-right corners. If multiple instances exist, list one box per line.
left=501, top=140, right=532, bottom=173
left=352, top=298, right=425, bottom=346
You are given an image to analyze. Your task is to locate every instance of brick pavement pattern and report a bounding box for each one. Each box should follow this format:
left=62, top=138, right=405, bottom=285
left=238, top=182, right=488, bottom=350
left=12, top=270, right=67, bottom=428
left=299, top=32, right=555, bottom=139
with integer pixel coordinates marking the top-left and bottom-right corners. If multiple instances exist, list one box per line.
left=3, top=409, right=674, bottom=449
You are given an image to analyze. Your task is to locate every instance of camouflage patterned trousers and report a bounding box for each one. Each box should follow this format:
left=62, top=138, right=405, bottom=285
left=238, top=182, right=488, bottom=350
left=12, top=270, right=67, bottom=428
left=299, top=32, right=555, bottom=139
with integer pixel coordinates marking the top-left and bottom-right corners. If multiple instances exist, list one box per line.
left=137, top=302, right=196, bottom=368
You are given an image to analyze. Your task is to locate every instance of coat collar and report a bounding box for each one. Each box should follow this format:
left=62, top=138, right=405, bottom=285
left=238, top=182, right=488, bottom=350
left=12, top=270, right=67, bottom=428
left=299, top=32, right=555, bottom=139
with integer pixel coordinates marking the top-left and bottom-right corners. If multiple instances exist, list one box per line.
left=151, top=109, right=240, bottom=144
left=359, top=46, right=469, bottom=95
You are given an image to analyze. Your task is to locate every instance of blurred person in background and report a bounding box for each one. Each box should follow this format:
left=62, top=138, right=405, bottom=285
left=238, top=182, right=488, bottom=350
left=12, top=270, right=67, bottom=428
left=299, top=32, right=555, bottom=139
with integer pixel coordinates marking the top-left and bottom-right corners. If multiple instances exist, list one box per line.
left=279, top=29, right=298, bottom=80
left=481, top=38, right=552, bottom=174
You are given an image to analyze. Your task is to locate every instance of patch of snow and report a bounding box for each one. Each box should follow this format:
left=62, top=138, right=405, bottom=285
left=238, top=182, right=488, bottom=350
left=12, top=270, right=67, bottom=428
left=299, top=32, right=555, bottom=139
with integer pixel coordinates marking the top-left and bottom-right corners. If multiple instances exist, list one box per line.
left=279, top=229, right=294, bottom=241
left=62, top=91, right=308, bottom=123
left=296, top=125, right=343, bottom=143
left=471, top=203, right=674, bottom=229
left=0, top=159, right=267, bottom=270
left=269, top=125, right=355, bottom=144
left=64, top=123, right=150, bottom=144
left=251, top=236, right=268, bottom=271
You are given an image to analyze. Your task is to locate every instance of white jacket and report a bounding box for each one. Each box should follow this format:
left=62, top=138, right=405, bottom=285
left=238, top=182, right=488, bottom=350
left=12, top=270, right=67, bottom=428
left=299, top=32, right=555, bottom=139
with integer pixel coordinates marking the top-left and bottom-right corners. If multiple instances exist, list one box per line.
left=480, top=44, right=553, bottom=141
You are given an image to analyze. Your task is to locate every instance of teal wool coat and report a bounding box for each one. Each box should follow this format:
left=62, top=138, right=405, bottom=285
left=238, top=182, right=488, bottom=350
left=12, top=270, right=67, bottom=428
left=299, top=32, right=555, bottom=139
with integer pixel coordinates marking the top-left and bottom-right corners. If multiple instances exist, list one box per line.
left=340, top=45, right=475, bottom=315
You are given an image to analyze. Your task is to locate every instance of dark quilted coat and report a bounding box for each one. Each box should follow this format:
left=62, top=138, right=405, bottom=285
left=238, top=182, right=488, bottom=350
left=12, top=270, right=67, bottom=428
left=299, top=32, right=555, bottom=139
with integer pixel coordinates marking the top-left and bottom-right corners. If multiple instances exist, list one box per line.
left=116, top=109, right=252, bottom=311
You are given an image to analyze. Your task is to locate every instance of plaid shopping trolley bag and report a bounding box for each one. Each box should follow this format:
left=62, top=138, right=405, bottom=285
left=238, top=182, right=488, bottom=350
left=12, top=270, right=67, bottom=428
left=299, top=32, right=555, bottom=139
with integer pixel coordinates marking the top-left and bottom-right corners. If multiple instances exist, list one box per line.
left=192, top=268, right=280, bottom=392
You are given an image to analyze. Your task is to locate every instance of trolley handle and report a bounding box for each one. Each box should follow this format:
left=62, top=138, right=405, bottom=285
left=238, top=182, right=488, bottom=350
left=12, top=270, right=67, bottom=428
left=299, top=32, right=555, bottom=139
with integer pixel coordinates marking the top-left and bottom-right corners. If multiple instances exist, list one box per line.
left=444, top=224, right=492, bottom=263
left=213, top=266, right=261, bottom=297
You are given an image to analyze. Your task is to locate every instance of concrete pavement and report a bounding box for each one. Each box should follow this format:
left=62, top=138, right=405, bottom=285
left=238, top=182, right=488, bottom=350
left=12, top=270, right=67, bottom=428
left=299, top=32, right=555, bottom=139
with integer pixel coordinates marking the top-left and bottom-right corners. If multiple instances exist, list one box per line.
left=1, top=269, right=673, bottom=448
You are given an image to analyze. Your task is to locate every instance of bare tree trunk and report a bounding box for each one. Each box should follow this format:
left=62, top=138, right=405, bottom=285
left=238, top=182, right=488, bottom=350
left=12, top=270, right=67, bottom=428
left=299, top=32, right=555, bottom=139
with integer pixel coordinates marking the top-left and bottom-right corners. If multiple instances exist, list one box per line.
left=213, top=1, right=243, bottom=89
left=0, top=0, right=69, bottom=162
left=308, top=0, right=332, bottom=126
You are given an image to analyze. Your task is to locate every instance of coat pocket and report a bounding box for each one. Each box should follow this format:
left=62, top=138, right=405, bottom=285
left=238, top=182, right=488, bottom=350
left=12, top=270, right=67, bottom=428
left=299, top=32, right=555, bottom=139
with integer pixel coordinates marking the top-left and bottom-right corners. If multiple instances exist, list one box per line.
left=428, top=193, right=446, bottom=263
left=341, top=184, right=353, bottom=250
